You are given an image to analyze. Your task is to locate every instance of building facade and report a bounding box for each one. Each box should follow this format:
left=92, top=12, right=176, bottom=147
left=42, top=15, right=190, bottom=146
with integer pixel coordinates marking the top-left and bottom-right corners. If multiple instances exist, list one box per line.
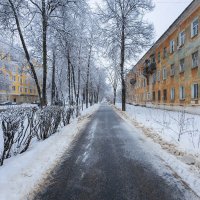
left=0, top=47, right=39, bottom=103
left=127, top=0, right=200, bottom=107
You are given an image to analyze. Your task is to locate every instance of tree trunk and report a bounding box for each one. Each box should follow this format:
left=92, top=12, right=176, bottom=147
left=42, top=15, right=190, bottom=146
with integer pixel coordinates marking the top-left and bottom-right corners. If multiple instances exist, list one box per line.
left=113, top=87, right=116, bottom=105
left=42, top=0, right=48, bottom=106
left=51, top=50, right=56, bottom=105
left=120, top=21, right=126, bottom=111
left=8, top=0, right=42, bottom=106
left=67, top=49, right=71, bottom=105
left=86, top=45, right=92, bottom=108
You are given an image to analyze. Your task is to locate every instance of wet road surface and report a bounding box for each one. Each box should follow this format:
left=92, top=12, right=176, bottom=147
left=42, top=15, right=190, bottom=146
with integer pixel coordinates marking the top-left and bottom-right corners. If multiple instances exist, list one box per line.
left=34, top=104, right=199, bottom=200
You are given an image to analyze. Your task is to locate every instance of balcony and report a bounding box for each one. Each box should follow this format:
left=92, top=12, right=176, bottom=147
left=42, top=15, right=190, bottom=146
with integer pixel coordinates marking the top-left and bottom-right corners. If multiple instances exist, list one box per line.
left=148, top=62, right=156, bottom=74
left=130, top=78, right=136, bottom=85
left=142, top=59, right=156, bottom=77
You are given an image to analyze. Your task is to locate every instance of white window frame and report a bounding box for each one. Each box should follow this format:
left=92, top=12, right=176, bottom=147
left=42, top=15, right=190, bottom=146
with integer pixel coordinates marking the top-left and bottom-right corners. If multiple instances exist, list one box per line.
left=163, top=67, right=167, bottom=80
left=179, top=86, right=185, bottom=100
left=170, top=40, right=175, bottom=53
left=191, top=18, right=199, bottom=37
left=179, top=31, right=185, bottom=47
left=170, top=88, right=175, bottom=100
left=192, top=51, right=198, bottom=68
left=170, top=64, right=175, bottom=76
left=152, top=72, right=156, bottom=84
left=143, top=79, right=146, bottom=87
left=191, top=83, right=198, bottom=99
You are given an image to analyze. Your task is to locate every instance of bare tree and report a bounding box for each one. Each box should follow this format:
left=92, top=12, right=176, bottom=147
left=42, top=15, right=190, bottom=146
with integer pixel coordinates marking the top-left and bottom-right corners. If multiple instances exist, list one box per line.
left=98, top=0, right=154, bottom=111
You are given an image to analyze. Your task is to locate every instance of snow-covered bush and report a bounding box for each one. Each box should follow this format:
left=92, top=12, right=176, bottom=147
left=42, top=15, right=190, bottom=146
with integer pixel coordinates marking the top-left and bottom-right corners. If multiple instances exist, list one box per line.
left=35, top=106, right=62, bottom=140
left=0, top=104, right=80, bottom=166
left=0, top=108, right=36, bottom=165
left=61, top=107, right=74, bottom=126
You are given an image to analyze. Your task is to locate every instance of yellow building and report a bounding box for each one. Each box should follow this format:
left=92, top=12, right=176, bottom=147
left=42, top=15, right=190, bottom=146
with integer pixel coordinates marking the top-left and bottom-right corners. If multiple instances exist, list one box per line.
left=127, top=0, right=200, bottom=107
left=0, top=50, right=39, bottom=103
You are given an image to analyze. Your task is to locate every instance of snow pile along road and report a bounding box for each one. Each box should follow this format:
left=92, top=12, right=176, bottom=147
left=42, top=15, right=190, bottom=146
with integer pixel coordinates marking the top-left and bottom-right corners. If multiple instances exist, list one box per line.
left=0, top=104, right=99, bottom=200
left=114, top=104, right=200, bottom=198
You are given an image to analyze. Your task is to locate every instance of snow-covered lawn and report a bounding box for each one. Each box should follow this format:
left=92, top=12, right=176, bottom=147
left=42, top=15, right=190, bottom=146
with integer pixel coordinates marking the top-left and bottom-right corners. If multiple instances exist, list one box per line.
left=0, top=104, right=99, bottom=200
left=116, top=103, right=200, bottom=156
left=115, top=103, right=200, bottom=197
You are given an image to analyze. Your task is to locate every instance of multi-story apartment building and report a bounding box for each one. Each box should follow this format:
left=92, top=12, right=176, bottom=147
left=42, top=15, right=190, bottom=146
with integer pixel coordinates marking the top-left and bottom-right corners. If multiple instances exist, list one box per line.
left=127, top=0, right=200, bottom=106
left=0, top=44, right=39, bottom=103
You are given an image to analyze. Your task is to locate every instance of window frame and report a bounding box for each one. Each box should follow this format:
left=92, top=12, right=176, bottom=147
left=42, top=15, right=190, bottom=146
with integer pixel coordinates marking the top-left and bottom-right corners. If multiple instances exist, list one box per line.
left=179, top=58, right=185, bottom=72
left=191, top=83, right=198, bottom=99
left=179, top=31, right=185, bottom=47
left=179, top=86, right=185, bottom=100
left=191, top=17, right=199, bottom=37
left=163, top=67, right=167, bottom=80
left=192, top=51, right=198, bottom=68
left=170, top=88, right=175, bottom=100
left=170, top=40, right=175, bottom=53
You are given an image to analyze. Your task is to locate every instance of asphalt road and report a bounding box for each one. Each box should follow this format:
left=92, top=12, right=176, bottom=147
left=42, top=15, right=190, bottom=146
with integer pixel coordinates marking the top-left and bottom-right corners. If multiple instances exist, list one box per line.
left=34, top=104, right=199, bottom=200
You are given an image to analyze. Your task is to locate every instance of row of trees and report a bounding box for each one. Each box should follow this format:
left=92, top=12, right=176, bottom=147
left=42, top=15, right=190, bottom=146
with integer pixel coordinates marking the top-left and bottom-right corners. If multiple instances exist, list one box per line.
left=97, top=0, right=154, bottom=110
left=0, top=0, right=107, bottom=108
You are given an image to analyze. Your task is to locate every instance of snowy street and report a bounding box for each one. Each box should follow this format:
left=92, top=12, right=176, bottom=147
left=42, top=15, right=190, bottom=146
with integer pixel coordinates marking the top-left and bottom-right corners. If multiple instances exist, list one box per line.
left=33, top=104, right=200, bottom=200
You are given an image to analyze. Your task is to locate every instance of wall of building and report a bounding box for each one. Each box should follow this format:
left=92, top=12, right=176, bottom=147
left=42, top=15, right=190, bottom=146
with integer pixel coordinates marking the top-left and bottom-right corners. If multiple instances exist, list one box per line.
left=127, top=1, right=200, bottom=107
left=0, top=52, right=39, bottom=103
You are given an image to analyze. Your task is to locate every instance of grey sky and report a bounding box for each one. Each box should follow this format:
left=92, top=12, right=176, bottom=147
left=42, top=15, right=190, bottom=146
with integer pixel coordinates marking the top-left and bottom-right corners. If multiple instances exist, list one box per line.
left=146, top=0, right=192, bottom=40
left=88, top=0, right=193, bottom=65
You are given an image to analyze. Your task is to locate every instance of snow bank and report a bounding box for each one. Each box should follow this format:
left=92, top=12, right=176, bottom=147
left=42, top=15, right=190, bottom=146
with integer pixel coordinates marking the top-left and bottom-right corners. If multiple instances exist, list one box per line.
left=115, top=104, right=200, bottom=197
left=0, top=104, right=99, bottom=200
left=116, top=103, right=200, bottom=156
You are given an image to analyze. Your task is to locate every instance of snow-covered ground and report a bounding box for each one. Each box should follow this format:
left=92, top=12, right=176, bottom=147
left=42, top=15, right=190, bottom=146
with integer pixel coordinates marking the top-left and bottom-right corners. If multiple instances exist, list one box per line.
left=0, top=103, right=37, bottom=111
left=116, top=103, right=200, bottom=156
left=0, top=104, right=99, bottom=200
left=114, top=104, right=200, bottom=197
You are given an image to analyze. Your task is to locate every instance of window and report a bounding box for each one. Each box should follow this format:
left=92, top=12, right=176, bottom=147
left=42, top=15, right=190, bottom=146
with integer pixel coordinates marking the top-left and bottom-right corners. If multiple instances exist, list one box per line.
left=163, top=47, right=167, bottom=58
left=170, top=40, right=175, bottom=53
left=12, top=76, right=16, bottom=81
left=179, top=86, right=185, bottom=100
left=179, top=58, right=185, bottom=72
left=147, top=93, right=151, bottom=101
left=191, top=18, right=199, bottom=37
left=163, top=67, right=167, bottom=80
left=158, top=52, right=161, bottom=63
left=192, top=51, right=198, bottom=68
left=157, top=71, right=160, bottom=81
left=152, top=72, right=156, bottom=84
left=153, top=91, right=156, bottom=101
left=12, top=86, right=15, bottom=91
left=143, top=79, right=146, bottom=87
left=170, top=88, right=175, bottom=100
left=170, top=64, right=175, bottom=76
left=158, top=90, right=161, bottom=101
left=30, top=89, right=32, bottom=93
left=163, top=89, right=167, bottom=101
left=25, top=88, right=27, bottom=93
left=191, top=83, right=198, bottom=99
left=178, top=31, right=185, bottom=46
